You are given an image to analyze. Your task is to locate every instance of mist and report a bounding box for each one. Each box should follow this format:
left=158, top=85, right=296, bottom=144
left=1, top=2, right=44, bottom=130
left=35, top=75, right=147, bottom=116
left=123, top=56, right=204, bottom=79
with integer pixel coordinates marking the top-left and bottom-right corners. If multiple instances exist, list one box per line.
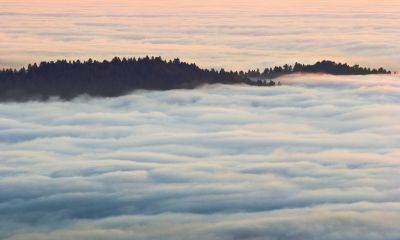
left=0, top=74, right=399, bottom=239
left=1, top=0, right=400, bottom=70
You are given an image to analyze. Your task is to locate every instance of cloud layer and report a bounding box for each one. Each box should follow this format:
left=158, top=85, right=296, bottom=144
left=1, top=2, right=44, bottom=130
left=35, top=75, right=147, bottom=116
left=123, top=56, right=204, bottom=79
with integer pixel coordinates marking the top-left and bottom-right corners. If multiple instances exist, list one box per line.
left=0, top=74, right=400, bottom=239
left=0, top=0, right=400, bottom=70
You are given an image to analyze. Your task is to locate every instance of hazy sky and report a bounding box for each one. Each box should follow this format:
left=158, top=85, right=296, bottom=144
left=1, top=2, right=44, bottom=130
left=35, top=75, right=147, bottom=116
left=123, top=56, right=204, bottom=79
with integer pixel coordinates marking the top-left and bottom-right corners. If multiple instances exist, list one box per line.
left=1, top=0, right=400, bottom=70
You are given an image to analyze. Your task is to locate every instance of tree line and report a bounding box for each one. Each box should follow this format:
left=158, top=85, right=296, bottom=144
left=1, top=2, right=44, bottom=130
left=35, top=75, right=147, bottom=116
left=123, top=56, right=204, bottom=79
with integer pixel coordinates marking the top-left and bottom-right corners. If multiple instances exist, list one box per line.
left=0, top=57, right=391, bottom=101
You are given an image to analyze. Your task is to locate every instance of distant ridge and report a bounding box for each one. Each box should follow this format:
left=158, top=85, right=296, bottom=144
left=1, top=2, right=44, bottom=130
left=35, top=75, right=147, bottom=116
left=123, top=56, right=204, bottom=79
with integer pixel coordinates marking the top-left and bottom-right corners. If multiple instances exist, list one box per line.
left=0, top=57, right=391, bottom=101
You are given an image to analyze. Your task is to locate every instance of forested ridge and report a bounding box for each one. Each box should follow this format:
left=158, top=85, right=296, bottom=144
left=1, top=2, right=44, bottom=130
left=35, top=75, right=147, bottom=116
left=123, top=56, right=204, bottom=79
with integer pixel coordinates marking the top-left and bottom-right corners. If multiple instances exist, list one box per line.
left=0, top=56, right=391, bottom=101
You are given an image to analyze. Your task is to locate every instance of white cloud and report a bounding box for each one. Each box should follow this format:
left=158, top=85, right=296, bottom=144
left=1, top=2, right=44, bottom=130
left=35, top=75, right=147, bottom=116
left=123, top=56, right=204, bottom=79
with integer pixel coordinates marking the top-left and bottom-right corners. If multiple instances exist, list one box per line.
left=0, top=74, right=399, bottom=239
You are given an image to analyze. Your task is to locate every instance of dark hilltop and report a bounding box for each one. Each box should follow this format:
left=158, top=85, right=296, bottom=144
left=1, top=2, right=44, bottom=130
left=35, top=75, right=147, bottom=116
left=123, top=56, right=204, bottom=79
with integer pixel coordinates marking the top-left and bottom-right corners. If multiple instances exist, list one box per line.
left=0, top=57, right=391, bottom=101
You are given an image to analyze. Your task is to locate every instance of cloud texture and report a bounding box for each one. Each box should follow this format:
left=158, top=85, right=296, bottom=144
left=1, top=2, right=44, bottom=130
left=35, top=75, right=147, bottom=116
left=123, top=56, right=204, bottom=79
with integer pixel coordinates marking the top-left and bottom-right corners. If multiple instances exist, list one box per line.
left=0, top=74, right=400, bottom=239
left=0, top=0, right=400, bottom=70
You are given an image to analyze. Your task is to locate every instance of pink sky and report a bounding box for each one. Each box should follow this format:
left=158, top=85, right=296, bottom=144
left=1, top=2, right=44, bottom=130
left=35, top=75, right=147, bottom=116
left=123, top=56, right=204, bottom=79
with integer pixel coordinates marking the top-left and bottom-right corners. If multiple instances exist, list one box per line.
left=1, top=0, right=399, bottom=70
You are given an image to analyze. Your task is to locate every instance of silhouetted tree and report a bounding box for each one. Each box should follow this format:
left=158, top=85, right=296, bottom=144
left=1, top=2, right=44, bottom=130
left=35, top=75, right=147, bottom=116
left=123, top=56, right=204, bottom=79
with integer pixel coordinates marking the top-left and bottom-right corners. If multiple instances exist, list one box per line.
left=0, top=57, right=390, bottom=101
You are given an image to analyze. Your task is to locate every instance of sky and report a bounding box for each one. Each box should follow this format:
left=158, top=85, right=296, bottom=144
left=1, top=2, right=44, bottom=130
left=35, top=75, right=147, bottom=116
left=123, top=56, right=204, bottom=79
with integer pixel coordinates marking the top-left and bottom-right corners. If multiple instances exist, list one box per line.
left=1, top=0, right=400, bottom=70
left=0, top=74, right=399, bottom=239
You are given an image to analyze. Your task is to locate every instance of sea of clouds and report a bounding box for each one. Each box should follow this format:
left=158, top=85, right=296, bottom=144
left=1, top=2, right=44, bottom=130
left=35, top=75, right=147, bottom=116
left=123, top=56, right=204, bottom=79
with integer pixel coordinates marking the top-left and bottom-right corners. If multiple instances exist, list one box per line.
left=1, top=0, right=400, bottom=70
left=0, top=74, right=399, bottom=239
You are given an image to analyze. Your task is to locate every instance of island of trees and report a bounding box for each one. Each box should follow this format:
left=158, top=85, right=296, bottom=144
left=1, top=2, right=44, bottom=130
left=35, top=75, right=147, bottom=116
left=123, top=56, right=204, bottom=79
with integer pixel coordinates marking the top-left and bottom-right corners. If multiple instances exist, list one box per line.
left=0, top=57, right=391, bottom=101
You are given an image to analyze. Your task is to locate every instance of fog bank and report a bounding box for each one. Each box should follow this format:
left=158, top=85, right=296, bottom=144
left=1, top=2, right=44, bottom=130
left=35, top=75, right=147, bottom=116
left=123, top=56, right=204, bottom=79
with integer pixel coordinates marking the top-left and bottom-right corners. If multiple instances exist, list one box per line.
left=0, top=74, right=399, bottom=239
